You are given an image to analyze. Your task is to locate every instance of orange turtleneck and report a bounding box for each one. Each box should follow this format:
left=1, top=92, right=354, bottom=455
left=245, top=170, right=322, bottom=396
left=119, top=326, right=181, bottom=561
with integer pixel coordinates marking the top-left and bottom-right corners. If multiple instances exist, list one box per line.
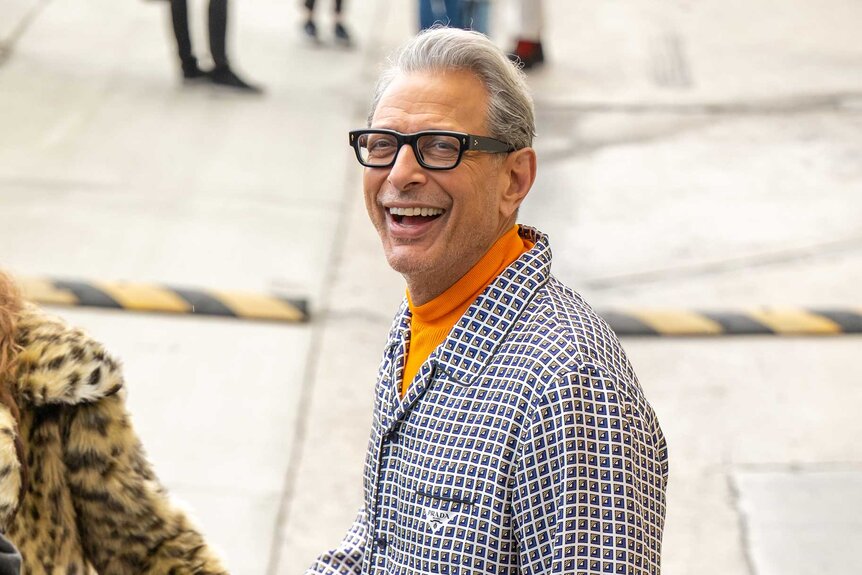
left=401, top=225, right=533, bottom=396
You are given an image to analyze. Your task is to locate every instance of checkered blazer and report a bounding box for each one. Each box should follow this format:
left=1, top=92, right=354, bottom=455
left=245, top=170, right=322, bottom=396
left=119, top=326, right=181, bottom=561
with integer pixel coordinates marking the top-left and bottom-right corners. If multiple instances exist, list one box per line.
left=308, top=226, right=668, bottom=575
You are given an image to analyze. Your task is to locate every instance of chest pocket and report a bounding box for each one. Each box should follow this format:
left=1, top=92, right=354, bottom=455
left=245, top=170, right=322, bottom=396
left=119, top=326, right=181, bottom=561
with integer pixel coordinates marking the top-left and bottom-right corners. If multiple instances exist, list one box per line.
left=390, top=481, right=484, bottom=573
left=412, top=483, right=476, bottom=534
left=395, top=478, right=477, bottom=543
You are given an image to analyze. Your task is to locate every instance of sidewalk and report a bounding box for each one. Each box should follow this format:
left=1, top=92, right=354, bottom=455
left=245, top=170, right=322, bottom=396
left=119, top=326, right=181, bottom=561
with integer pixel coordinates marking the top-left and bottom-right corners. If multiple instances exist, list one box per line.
left=1, top=1, right=860, bottom=574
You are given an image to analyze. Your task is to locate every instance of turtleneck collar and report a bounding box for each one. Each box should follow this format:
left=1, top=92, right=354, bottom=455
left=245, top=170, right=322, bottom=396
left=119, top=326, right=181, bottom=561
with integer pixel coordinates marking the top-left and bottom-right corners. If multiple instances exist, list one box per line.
left=401, top=224, right=533, bottom=395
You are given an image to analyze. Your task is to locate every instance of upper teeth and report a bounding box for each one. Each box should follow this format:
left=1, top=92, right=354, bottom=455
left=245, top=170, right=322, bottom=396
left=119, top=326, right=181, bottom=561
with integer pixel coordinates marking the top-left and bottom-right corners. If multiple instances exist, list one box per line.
left=389, top=207, right=444, bottom=216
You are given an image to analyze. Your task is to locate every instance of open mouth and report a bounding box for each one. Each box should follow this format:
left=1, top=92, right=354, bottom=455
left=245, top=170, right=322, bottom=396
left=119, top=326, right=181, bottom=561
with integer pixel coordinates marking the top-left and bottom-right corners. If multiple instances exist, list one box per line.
left=389, top=206, right=445, bottom=225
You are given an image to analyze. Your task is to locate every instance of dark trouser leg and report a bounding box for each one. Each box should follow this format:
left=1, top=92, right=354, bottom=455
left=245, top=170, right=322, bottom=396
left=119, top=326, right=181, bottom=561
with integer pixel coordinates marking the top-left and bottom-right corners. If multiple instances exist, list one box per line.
left=170, top=0, right=197, bottom=72
left=305, top=0, right=316, bottom=9
left=332, top=0, right=350, bottom=43
left=206, top=0, right=261, bottom=91
left=209, top=0, right=229, bottom=69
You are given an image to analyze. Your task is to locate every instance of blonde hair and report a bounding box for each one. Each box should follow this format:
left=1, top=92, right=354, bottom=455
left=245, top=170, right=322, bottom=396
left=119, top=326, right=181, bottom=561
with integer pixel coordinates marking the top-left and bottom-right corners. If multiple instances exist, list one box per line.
left=0, top=272, right=21, bottom=386
left=0, top=271, right=26, bottom=511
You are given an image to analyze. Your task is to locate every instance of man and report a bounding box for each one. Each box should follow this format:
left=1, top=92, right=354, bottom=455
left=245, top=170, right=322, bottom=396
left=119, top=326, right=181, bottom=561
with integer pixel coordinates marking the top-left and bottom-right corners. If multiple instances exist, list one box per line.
left=309, top=27, right=668, bottom=574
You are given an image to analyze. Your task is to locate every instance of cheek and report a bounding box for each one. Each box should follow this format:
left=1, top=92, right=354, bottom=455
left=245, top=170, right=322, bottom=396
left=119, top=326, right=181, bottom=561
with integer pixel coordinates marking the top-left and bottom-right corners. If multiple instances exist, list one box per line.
left=460, top=171, right=501, bottom=215
left=363, top=172, right=384, bottom=208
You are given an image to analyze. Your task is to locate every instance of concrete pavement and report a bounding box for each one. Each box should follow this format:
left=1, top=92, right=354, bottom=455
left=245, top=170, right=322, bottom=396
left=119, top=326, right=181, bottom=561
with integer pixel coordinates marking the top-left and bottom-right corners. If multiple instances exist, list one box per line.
left=1, top=0, right=861, bottom=574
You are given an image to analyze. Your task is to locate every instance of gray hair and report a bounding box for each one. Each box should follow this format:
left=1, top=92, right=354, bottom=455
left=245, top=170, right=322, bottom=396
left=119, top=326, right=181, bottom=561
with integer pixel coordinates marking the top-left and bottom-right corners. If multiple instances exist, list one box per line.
left=368, top=27, right=536, bottom=149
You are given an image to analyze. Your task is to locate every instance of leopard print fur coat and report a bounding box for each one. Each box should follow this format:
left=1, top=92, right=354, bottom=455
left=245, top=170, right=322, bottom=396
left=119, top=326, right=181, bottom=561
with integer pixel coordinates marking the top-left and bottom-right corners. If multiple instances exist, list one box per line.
left=0, top=305, right=229, bottom=574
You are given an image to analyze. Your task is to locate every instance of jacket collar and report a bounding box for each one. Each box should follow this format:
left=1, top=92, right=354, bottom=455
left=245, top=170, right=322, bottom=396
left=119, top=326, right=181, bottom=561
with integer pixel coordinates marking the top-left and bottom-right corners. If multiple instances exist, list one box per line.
left=14, top=304, right=125, bottom=407
left=385, top=225, right=552, bottom=389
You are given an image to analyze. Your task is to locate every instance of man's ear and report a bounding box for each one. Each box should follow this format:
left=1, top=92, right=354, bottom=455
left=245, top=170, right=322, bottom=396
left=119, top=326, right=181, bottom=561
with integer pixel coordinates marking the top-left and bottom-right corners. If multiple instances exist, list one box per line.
left=499, top=147, right=537, bottom=218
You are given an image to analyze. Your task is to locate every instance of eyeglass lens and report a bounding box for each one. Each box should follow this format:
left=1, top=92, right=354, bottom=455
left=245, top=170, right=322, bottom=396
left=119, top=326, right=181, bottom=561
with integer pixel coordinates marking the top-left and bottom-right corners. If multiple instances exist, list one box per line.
left=358, top=132, right=462, bottom=168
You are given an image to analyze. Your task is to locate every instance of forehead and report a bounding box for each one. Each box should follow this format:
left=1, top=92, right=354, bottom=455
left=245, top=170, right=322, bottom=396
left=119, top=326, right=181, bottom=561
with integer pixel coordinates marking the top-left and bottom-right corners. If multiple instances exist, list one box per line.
left=371, top=70, right=489, bottom=133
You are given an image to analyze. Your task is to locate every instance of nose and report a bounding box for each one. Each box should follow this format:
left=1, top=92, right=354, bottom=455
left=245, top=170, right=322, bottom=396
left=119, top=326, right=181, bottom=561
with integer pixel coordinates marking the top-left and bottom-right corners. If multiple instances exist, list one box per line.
left=387, top=142, right=427, bottom=191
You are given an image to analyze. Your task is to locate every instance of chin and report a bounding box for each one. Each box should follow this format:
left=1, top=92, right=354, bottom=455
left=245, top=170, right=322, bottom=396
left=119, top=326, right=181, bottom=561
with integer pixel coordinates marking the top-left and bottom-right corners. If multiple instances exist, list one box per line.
left=385, top=254, right=417, bottom=276
left=384, top=250, right=430, bottom=277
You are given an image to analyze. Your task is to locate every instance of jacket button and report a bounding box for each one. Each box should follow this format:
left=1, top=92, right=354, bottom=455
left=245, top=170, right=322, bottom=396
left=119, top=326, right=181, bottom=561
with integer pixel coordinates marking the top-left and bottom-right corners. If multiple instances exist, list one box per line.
left=385, top=426, right=400, bottom=442
left=375, top=537, right=388, bottom=550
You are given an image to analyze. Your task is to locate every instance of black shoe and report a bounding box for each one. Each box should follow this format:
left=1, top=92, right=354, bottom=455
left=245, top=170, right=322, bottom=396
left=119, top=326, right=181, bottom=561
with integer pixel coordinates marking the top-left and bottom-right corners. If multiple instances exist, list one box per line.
left=181, top=59, right=211, bottom=82
left=303, top=19, right=320, bottom=42
left=210, top=66, right=264, bottom=94
left=334, top=22, right=352, bottom=47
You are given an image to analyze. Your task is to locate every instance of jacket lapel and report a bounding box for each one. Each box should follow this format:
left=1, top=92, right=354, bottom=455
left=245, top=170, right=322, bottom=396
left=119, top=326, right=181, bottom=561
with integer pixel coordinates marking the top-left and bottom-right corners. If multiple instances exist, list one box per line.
left=381, top=226, right=553, bottom=432
left=435, top=225, right=552, bottom=387
left=375, top=303, right=411, bottom=437
left=390, top=354, right=437, bottom=430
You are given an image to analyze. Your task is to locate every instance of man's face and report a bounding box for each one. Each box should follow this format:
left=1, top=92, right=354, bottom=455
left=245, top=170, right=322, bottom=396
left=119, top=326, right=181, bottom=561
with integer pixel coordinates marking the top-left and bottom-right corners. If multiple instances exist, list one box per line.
left=364, top=70, right=517, bottom=304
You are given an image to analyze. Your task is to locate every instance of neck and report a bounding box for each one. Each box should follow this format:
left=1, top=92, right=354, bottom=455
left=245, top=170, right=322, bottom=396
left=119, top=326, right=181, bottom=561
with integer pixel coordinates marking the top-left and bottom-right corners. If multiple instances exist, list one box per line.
left=406, top=274, right=463, bottom=308
left=404, top=220, right=517, bottom=306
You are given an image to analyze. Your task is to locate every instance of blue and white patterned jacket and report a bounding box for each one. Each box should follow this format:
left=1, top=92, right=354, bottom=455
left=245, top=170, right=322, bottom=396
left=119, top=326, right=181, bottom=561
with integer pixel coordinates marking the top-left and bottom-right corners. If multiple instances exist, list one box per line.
left=309, top=226, right=668, bottom=575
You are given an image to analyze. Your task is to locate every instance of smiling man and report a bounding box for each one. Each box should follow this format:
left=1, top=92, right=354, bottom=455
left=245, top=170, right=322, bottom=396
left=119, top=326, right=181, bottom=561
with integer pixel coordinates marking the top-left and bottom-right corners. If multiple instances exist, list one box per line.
left=308, top=28, right=669, bottom=575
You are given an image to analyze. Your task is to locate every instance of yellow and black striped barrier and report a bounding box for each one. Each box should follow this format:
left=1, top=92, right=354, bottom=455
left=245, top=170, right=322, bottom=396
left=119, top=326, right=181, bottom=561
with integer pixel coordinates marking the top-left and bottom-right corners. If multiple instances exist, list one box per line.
left=15, top=278, right=862, bottom=335
left=18, top=278, right=308, bottom=323
left=599, top=308, right=862, bottom=336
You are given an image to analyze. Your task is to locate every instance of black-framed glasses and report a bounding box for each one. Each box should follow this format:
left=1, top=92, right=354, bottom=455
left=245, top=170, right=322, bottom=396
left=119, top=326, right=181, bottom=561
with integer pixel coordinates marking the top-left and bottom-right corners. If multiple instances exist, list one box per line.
left=348, top=129, right=517, bottom=170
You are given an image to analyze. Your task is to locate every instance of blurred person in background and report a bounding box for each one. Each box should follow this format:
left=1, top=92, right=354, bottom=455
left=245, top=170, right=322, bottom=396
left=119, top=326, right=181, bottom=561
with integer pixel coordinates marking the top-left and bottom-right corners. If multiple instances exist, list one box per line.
left=302, top=0, right=353, bottom=46
left=419, top=0, right=490, bottom=35
left=461, top=0, right=490, bottom=35
left=165, top=0, right=263, bottom=92
left=307, top=27, right=667, bottom=574
left=0, top=271, right=229, bottom=574
left=419, top=0, right=464, bottom=30
left=509, top=0, right=545, bottom=69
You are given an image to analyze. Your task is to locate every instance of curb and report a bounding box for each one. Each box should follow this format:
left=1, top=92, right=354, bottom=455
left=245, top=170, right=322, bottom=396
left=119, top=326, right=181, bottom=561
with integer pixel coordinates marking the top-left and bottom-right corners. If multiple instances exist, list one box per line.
left=600, top=308, right=862, bottom=336
left=17, top=277, right=309, bottom=323
left=17, top=278, right=861, bottom=335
